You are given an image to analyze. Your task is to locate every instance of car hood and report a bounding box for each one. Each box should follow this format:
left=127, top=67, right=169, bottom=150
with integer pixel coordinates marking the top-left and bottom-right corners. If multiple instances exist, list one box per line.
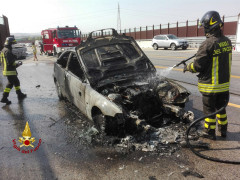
left=76, top=34, right=156, bottom=87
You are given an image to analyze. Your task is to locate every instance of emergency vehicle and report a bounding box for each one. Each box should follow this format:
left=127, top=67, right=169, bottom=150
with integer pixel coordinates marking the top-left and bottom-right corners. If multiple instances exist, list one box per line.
left=41, top=26, right=81, bottom=56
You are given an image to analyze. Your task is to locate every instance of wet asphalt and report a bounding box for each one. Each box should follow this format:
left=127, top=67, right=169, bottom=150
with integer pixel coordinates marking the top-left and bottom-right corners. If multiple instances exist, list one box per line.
left=1, top=48, right=240, bottom=180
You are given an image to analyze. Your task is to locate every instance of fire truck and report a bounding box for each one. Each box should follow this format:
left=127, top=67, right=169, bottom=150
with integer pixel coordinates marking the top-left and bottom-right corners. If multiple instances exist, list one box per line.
left=0, top=15, right=10, bottom=51
left=41, top=26, right=81, bottom=56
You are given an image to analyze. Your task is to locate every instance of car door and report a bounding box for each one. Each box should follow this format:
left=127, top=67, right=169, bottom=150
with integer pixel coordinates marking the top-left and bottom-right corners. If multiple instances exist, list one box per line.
left=42, top=30, right=53, bottom=52
left=155, top=35, right=163, bottom=47
left=55, top=51, right=71, bottom=97
left=161, top=35, right=170, bottom=47
left=65, top=52, right=87, bottom=115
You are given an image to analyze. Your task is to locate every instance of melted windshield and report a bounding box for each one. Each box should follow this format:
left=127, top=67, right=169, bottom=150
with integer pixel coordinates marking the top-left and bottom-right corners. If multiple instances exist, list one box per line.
left=57, top=29, right=80, bottom=38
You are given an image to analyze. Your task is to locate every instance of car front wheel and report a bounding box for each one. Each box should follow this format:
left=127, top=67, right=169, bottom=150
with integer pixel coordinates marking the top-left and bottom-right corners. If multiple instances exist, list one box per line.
left=93, top=114, right=106, bottom=135
left=153, top=43, right=159, bottom=50
left=171, top=43, right=176, bottom=51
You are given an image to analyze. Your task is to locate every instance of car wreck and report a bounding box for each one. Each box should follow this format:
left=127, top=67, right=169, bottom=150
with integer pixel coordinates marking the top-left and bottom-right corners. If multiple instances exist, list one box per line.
left=53, top=28, right=193, bottom=136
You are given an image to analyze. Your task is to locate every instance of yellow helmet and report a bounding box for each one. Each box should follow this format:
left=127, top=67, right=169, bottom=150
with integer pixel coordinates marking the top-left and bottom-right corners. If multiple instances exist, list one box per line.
left=4, top=37, right=17, bottom=46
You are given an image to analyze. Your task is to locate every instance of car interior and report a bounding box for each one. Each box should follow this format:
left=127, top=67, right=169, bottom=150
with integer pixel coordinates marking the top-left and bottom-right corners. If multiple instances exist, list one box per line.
left=57, top=52, right=71, bottom=68
left=67, top=53, right=85, bottom=80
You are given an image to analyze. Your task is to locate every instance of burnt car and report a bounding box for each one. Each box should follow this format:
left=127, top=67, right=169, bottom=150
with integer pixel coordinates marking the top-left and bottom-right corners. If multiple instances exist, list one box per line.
left=53, top=28, right=193, bottom=135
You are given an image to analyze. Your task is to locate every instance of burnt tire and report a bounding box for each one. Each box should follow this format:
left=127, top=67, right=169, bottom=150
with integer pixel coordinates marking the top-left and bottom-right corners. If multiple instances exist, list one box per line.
left=93, top=114, right=106, bottom=135
left=55, top=80, right=63, bottom=100
left=171, top=43, right=177, bottom=50
left=153, top=43, right=159, bottom=50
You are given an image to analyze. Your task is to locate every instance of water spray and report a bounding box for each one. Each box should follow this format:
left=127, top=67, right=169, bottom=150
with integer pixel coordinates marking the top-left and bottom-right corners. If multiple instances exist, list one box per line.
left=158, top=54, right=196, bottom=77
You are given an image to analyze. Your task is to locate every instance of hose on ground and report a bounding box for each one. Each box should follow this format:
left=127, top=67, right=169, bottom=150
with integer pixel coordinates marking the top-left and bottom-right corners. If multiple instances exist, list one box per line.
left=185, top=95, right=240, bottom=164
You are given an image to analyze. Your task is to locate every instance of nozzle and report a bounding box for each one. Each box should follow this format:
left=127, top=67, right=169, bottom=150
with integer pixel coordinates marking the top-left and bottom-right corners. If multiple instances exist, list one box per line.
left=172, top=64, right=177, bottom=68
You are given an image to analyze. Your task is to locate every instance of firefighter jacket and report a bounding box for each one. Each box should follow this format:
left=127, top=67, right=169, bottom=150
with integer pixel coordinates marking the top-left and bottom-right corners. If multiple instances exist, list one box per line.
left=189, top=32, right=232, bottom=94
left=0, top=46, right=17, bottom=76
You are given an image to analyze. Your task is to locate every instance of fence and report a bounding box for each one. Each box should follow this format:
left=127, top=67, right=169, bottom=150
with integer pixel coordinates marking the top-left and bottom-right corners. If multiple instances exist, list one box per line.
left=81, top=15, right=238, bottom=41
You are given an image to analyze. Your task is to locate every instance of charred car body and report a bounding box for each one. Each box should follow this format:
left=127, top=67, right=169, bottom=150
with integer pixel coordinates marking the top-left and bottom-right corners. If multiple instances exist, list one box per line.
left=53, top=29, right=193, bottom=135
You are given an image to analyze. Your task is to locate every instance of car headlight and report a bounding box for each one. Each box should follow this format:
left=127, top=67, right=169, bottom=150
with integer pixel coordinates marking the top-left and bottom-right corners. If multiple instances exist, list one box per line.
left=61, top=48, right=65, bottom=51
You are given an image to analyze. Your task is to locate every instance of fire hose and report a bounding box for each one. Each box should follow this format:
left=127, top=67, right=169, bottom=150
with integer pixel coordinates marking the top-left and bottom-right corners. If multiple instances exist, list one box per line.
left=175, top=55, right=240, bottom=164
left=185, top=96, right=240, bottom=164
left=173, top=54, right=196, bottom=68
left=178, top=77, right=239, bottom=164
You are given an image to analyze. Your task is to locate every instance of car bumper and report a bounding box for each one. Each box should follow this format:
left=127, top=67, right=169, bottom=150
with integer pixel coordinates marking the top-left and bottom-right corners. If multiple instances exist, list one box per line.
left=57, top=47, right=75, bottom=52
left=177, top=44, right=189, bottom=48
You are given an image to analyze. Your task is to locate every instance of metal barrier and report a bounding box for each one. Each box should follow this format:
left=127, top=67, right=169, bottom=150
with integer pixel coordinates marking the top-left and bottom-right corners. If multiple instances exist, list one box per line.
left=81, top=15, right=239, bottom=42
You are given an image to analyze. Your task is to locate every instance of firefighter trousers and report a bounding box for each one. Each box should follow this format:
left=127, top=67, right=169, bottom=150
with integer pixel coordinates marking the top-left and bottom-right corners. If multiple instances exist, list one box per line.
left=2, top=75, right=22, bottom=97
left=202, top=92, right=229, bottom=132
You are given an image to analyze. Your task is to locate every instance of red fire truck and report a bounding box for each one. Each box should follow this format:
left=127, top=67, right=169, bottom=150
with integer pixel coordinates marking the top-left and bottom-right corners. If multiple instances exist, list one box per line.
left=41, top=26, right=81, bottom=56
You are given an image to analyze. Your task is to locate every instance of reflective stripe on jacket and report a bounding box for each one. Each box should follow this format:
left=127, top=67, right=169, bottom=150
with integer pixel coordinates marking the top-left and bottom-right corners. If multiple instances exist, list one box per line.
left=190, top=32, right=232, bottom=94
left=0, top=47, right=17, bottom=76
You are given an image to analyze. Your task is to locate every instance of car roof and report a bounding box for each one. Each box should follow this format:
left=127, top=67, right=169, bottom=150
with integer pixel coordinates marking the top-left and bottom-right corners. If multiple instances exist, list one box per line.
left=155, top=34, right=174, bottom=36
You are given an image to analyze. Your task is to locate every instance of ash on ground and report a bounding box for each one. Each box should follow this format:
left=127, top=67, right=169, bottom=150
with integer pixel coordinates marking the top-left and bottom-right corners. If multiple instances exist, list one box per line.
left=114, top=122, right=187, bottom=155
left=63, top=101, right=190, bottom=156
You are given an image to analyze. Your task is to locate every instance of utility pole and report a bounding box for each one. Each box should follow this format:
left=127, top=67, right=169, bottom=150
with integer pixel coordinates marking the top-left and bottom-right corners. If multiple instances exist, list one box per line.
left=117, top=3, right=121, bottom=33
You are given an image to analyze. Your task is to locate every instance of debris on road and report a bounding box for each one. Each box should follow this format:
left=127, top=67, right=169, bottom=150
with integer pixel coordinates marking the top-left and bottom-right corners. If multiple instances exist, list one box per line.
left=182, top=168, right=204, bottom=178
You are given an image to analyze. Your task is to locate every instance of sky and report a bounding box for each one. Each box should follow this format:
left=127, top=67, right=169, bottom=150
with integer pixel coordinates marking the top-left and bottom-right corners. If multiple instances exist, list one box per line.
left=1, top=0, right=240, bottom=34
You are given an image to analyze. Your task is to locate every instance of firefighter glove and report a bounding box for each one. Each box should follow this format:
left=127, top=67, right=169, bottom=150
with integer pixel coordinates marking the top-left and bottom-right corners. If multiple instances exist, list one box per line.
left=183, top=62, right=195, bottom=73
left=183, top=63, right=189, bottom=73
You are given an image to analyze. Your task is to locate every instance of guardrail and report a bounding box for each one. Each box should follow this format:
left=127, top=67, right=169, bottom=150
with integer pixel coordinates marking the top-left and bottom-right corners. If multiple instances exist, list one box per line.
left=135, top=35, right=236, bottom=49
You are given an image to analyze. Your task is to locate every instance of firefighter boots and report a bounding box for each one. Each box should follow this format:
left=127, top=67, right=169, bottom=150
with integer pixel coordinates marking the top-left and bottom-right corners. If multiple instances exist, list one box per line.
left=16, top=90, right=27, bottom=100
left=199, top=129, right=216, bottom=140
left=0, top=93, right=11, bottom=105
left=218, top=124, right=227, bottom=138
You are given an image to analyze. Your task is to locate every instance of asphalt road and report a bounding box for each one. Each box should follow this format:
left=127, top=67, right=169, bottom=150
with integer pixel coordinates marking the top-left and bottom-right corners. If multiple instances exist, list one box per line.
left=0, top=48, right=240, bottom=180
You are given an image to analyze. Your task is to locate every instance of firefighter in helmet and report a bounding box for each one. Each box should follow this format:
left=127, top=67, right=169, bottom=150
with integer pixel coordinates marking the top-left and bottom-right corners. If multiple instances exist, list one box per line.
left=184, top=11, right=232, bottom=139
left=0, top=37, right=27, bottom=105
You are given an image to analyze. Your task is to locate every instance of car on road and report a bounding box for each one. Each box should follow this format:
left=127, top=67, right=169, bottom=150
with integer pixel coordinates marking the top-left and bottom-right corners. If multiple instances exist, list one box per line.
left=53, top=29, right=193, bottom=136
left=12, top=44, right=27, bottom=59
left=152, top=34, right=189, bottom=50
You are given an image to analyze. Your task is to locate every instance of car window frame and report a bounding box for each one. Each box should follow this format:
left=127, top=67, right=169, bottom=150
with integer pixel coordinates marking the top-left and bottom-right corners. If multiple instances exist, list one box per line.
left=66, top=52, right=85, bottom=81
left=162, top=35, right=168, bottom=40
left=57, top=51, right=71, bottom=68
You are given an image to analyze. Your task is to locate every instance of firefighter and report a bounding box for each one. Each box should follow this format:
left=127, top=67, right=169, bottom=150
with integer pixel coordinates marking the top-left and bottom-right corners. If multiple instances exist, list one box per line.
left=184, top=11, right=232, bottom=140
left=0, top=37, right=27, bottom=105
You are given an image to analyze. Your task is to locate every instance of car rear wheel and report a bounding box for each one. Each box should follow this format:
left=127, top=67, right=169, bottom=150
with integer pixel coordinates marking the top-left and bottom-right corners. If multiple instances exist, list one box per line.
left=171, top=43, right=176, bottom=51
left=55, top=80, right=63, bottom=100
left=153, top=43, right=159, bottom=50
